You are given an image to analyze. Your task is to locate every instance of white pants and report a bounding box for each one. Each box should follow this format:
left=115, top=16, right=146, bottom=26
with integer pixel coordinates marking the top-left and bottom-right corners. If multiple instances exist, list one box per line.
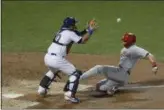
left=44, top=53, right=76, bottom=78
left=80, top=65, right=129, bottom=91
left=38, top=53, right=77, bottom=94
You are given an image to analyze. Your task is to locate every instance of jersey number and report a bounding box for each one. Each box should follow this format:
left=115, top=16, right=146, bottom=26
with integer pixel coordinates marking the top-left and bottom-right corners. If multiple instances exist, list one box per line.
left=55, top=33, right=61, bottom=42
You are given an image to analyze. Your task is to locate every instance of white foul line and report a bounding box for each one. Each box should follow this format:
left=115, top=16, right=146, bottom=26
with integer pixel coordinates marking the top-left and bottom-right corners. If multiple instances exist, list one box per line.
left=118, top=84, right=164, bottom=90
left=2, top=93, right=24, bottom=98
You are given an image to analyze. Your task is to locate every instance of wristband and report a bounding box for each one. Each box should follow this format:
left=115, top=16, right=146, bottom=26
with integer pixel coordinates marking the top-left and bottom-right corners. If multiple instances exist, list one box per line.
left=86, top=27, right=93, bottom=35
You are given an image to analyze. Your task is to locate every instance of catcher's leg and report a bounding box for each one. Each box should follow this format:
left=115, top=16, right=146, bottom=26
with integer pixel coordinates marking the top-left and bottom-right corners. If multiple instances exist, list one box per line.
left=38, top=70, right=59, bottom=97
left=64, top=70, right=82, bottom=103
left=53, top=58, right=82, bottom=103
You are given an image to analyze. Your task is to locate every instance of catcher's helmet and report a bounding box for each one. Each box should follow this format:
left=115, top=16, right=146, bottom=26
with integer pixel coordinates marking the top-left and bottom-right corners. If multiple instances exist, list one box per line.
left=122, top=32, right=136, bottom=48
left=62, top=17, right=78, bottom=28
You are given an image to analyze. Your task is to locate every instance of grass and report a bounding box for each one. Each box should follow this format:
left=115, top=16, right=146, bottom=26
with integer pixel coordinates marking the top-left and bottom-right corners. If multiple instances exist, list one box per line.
left=2, top=1, right=164, bottom=60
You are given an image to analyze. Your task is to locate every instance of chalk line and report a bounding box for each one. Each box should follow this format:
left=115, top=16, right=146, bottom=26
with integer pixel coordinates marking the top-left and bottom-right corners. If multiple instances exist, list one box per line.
left=2, top=93, right=24, bottom=99
left=118, top=84, right=164, bottom=90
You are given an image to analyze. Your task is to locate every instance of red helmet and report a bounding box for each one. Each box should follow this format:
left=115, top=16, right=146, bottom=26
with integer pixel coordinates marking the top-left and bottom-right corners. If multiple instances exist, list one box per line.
left=122, top=32, right=136, bottom=48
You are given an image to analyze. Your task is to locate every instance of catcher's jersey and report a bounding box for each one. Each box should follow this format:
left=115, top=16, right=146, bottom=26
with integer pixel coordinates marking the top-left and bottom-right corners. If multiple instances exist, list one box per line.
left=47, top=30, right=82, bottom=57
left=119, top=45, right=149, bottom=72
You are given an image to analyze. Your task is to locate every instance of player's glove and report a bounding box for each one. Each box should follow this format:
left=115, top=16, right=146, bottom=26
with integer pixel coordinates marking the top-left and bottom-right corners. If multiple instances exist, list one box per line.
left=152, top=66, right=158, bottom=74
left=86, top=19, right=98, bottom=35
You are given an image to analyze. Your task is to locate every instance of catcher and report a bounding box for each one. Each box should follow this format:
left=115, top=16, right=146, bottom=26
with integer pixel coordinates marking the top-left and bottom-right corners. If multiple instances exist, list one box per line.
left=38, top=17, right=98, bottom=103
left=80, top=32, right=158, bottom=96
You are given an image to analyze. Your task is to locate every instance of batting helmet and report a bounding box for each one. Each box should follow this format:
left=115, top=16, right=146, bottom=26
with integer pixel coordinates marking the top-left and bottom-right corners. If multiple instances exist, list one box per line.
left=122, top=32, right=136, bottom=48
left=62, top=17, right=78, bottom=29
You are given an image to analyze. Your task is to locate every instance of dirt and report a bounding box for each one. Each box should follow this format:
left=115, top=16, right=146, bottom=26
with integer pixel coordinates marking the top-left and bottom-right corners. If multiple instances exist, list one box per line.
left=2, top=52, right=164, bottom=109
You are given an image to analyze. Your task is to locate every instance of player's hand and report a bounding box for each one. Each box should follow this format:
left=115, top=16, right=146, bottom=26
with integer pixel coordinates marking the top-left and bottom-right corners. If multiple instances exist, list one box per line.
left=152, top=66, right=158, bottom=74
left=87, top=19, right=98, bottom=31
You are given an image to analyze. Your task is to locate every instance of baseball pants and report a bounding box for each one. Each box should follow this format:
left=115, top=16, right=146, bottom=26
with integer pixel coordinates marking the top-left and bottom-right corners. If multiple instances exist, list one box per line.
left=80, top=65, right=129, bottom=91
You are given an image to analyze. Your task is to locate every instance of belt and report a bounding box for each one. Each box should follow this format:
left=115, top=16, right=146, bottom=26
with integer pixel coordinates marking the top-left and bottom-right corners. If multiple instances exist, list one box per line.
left=49, top=53, right=65, bottom=58
left=119, top=65, right=130, bottom=75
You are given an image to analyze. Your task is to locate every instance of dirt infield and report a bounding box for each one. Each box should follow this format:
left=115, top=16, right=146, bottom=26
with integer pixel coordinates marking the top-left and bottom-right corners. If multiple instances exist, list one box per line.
left=2, top=52, right=164, bottom=109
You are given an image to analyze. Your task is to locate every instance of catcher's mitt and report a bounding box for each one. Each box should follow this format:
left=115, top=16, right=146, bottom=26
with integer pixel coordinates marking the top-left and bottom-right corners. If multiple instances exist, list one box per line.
left=87, top=19, right=98, bottom=31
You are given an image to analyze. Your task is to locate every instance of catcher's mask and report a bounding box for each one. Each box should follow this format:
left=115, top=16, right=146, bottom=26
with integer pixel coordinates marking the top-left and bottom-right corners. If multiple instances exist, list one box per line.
left=61, top=17, right=78, bottom=30
left=122, top=32, right=136, bottom=48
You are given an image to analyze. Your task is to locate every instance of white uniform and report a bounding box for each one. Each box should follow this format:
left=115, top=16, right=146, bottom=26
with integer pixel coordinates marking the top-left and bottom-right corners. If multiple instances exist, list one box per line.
left=38, top=29, right=82, bottom=94
left=45, top=30, right=82, bottom=77
left=80, top=45, right=149, bottom=91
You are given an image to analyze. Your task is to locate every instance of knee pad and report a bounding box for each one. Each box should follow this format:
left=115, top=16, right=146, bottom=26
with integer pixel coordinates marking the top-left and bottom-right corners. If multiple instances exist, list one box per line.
left=69, top=75, right=77, bottom=82
left=63, top=70, right=82, bottom=93
left=69, top=70, right=82, bottom=83
left=46, top=71, right=54, bottom=79
left=69, top=69, right=82, bottom=82
left=73, top=69, right=82, bottom=77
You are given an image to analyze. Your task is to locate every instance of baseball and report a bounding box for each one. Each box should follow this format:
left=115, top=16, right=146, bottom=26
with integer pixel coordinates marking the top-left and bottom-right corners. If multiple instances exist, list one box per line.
left=117, top=18, right=121, bottom=23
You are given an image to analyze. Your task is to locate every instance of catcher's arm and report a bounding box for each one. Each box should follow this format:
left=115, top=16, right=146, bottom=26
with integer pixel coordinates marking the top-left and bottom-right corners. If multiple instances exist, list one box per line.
left=66, top=19, right=98, bottom=54
left=79, top=19, right=98, bottom=44
left=66, top=41, right=73, bottom=54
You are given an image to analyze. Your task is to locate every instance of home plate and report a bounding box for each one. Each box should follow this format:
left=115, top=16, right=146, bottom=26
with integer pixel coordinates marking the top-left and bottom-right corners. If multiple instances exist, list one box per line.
left=2, top=93, right=39, bottom=108
left=3, top=93, right=24, bottom=99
